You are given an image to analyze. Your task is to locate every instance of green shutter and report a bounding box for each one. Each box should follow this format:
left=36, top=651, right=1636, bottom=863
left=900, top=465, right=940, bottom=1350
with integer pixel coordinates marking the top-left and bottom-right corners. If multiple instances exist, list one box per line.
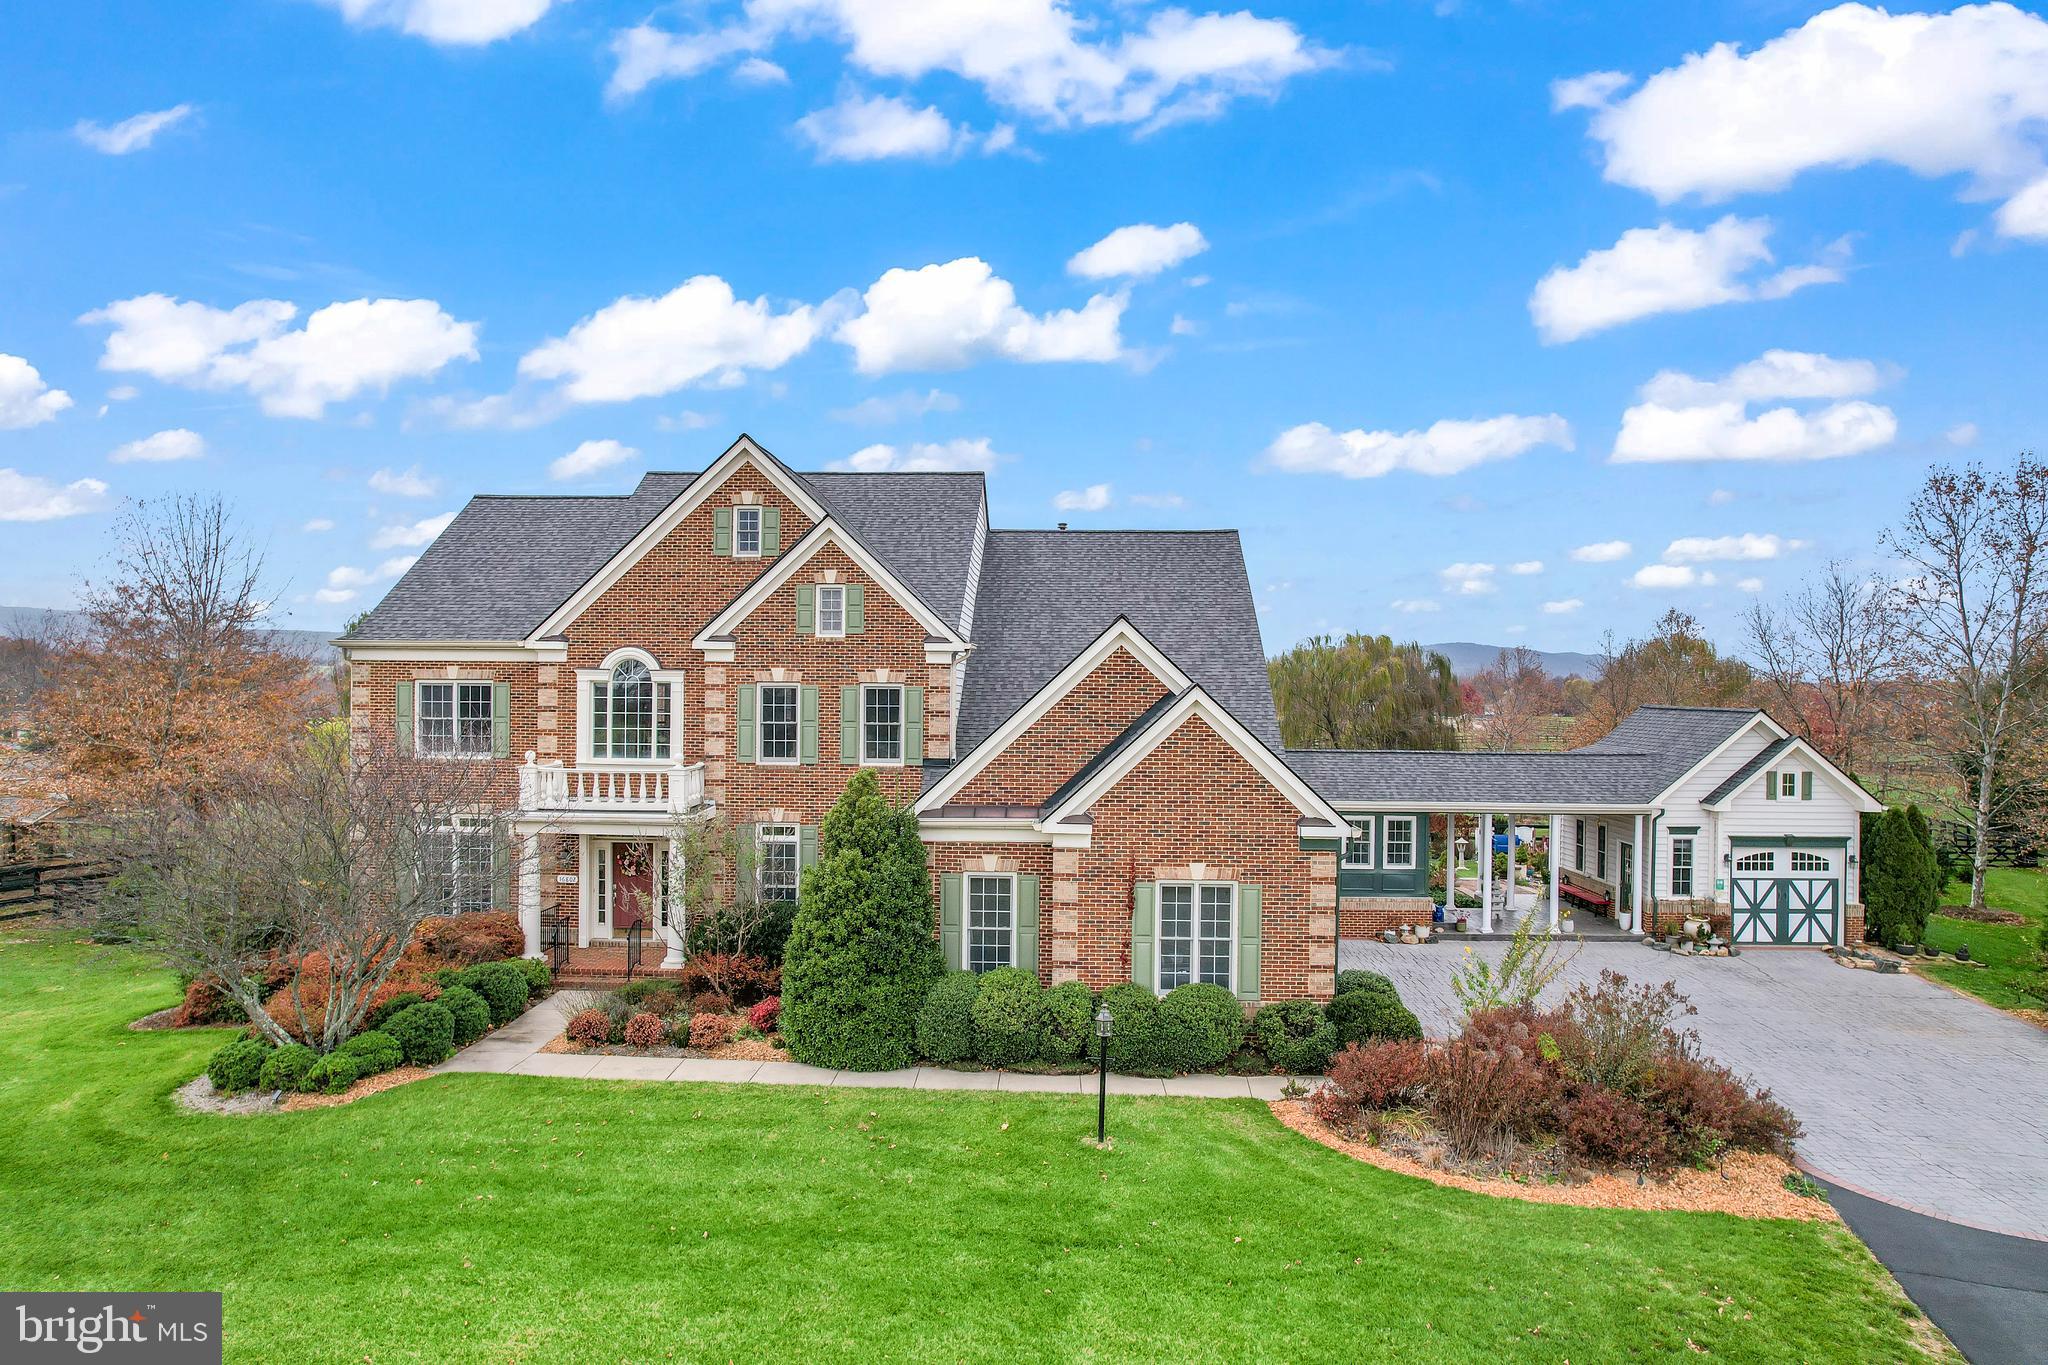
left=1131, top=882, right=1156, bottom=989
left=712, top=506, right=732, bottom=556
left=799, top=685, right=818, bottom=764
left=1766, top=770, right=1778, bottom=800
left=394, top=681, right=413, bottom=753
left=1016, top=874, right=1040, bottom=977
left=491, top=681, right=510, bottom=758
left=796, top=584, right=815, bottom=635
left=736, top=685, right=756, bottom=763
left=798, top=824, right=818, bottom=870
left=762, top=506, right=781, bottom=555
left=845, top=583, right=865, bottom=634
left=492, top=820, right=512, bottom=910
left=840, top=686, right=860, bottom=764
left=1801, top=771, right=1813, bottom=801
left=940, top=874, right=964, bottom=969
left=1236, top=884, right=1262, bottom=1003
left=903, top=685, right=924, bottom=764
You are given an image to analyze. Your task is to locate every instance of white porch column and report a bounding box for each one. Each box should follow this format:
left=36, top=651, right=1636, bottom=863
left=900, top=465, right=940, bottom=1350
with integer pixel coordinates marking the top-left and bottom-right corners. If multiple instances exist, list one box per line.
left=1549, top=813, right=1564, bottom=931
left=518, top=830, right=542, bottom=958
left=1632, top=813, right=1647, bottom=936
left=1503, top=813, right=1518, bottom=933
left=1478, top=813, right=1493, bottom=933
left=660, top=840, right=687, bottom=969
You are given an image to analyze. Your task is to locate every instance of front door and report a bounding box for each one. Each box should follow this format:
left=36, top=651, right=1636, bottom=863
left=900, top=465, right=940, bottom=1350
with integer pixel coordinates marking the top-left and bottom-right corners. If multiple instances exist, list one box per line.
left=592, top=839, right=658, bottom=941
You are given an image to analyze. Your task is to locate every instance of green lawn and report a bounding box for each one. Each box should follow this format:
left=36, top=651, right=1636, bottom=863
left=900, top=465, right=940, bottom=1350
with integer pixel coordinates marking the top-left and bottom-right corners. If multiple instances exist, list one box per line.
left=0, top=931, right=1940, bottom=1363
left=1922, top=866, right=2048, bottom=1013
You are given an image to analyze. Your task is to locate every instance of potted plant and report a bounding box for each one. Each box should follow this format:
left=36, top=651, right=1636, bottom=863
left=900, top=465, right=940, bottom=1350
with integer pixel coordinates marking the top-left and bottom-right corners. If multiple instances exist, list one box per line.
left=1682, top=912, right=1708, bottom=939
left=1454, top=914, right=1470, bottom=934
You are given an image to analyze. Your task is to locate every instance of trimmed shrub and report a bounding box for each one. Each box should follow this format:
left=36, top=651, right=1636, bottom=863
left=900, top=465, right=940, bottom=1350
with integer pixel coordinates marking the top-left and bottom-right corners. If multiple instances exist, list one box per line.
left=1099, top=983, right=1166, bottom=1073
left=566, top=1007, right=610, bottom=1047
left=688, top=1013, right=734, bottom=1049
left=364, top=991, right=425, bottom=1032
left=259, top=1042, right=317, bottom=1093
left=382, top=1001, right=456, bottom=1067
left=623, top=1012, right=668, bottom=1050
left=305, top=1054, right=363, bottom=1096
left=780, top=770, right=943, bottom=1071
left=1156, top=982, right=1245, bottom=1072
left=1313, top=1039, right=1429, bottom=1137
left=206, top=1037, right=272, bottom=1095
left=515, top=957, right=551, bottom=1001
left=439, top=985, right=492, bottom=1047
left=1252, top=1000, right=1337, bottom=1075
left=416, top=911, right=525, bottom=965
left=915, top=971, right=981, bottom=1064
left=338, top=1029, right=404, bottom=1076
left=747, top=995, right=781, bottom=1034
left=970, top=967, right=1044, bottom=1068
left=681, top=948, right=787, bottom=1005
left=1326, top=988, right=1423, bottom=1047
left=458, top=960, right=531, bottom=1026
left=1038, top=980, right=1094, bottom=1063
left=1333, top=970, right=1397, bottom=1000
left=686, top=900, right=797, bottom=966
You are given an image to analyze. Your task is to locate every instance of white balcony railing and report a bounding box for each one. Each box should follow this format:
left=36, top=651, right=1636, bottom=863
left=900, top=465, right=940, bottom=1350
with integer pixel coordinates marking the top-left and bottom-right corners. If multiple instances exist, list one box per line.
left=518, top=752, right=707, bottom=816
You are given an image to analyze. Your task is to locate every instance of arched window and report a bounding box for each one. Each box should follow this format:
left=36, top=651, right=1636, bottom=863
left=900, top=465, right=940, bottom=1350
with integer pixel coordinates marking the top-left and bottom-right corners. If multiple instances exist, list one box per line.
left=592, top=657, right=671, bottom=760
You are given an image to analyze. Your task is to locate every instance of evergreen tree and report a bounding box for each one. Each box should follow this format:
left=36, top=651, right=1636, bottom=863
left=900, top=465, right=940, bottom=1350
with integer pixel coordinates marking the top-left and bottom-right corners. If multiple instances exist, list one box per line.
left=1864, top=807, right=1937, bottom=948
left=779, top=770, right=941, bottom=1070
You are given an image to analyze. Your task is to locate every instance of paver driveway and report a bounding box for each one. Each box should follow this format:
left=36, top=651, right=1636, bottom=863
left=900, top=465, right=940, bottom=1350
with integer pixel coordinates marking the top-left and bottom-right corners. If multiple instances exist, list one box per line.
left=1339, top=938, right=2048, bottom=1240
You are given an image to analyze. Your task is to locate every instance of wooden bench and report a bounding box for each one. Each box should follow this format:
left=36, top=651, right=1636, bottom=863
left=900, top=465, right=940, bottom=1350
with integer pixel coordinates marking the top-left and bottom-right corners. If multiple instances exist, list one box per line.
left=1559, top=881, right=1612, bottom=911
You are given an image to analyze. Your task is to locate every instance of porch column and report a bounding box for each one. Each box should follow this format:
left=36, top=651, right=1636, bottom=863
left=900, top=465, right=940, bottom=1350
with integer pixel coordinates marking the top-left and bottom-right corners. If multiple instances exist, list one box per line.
left=1549, top=813, right=1564, bottom=931
left=661, top=840, right=687, bottom=969
left=518, top=830, right=542, bottom=958
left=1632, top=813, right=1647, bottom=936
left=1503, top=813, right=1518, bottom=933
left=1478, top=813, right=1493, bottom=933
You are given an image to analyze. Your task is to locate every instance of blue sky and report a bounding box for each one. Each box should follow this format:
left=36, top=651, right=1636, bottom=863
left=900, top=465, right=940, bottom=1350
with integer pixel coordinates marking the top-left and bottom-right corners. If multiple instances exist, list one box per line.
left=3, top=1, right=2045, bottom=653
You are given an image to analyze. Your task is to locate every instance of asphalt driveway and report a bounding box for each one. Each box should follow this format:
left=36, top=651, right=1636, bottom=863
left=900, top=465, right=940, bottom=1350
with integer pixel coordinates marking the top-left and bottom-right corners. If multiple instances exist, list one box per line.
left=1338, top=938, right=2048, bottom=1240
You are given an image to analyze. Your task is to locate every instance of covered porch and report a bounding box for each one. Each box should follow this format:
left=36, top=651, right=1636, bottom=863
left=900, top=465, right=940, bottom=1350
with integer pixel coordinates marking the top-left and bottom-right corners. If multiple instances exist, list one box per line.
left=1423, top=808, right=1653, bottom=939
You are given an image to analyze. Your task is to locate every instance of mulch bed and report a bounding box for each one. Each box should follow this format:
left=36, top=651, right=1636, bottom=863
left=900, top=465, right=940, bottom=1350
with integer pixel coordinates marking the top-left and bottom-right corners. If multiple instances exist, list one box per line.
left=1271, top=1101, right=1837, bottom=1222
left=282, top=1067, right=437, bottom=1110
left=1935, top=905, right=2027, bottom=925
left=129, top=1007, right=187, bottom=1031
left=542, top=1032, right=790, bottom=1063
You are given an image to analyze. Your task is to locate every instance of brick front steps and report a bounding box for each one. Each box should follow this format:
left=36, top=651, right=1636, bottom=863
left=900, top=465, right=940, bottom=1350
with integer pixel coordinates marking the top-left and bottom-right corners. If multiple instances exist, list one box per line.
left=549, top=947, right=688, bottom=990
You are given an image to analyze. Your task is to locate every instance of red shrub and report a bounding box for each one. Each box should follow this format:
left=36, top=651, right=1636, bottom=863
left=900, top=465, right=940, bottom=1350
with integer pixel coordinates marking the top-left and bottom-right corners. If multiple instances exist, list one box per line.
left=622, top=1012, right=669, bottom=1050
left=415, top=912, right=525, bottom=966
left=566, top=1008, right=611, bottom=1047
left=690, top=990, right=734, bottom=1016
left=1646, top=1054, right=1801, bottom=1160
left=679, top=954, right=779, bottom=1005
left=747, top=995, right=781, bottom=1033
left=1560, top=1087, right=1676, bottom=1172
left=687, top=1013, right=734, bottom=1049
left=1314, top=1039, right=1428, bottom=1137
left=171, top=977, right=246, bottom=1027
left=1424, top=1029, right=1563, bottom=1161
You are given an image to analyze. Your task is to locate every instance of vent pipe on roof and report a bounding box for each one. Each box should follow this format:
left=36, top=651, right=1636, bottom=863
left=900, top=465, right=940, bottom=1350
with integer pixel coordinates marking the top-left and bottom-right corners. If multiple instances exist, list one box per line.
left=1057, top=522, right=1067, bottom=531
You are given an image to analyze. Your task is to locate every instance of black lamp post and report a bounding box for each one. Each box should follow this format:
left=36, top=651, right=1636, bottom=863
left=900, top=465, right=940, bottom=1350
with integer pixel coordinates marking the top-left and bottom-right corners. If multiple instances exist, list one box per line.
left=1094, top=1004, right=1114, bottom=1145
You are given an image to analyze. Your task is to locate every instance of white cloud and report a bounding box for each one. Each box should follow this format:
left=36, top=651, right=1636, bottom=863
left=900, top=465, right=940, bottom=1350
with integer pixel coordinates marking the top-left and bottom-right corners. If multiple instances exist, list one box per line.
left=1662, top=532, right=1808, bottom=563
left=1440, top=562, right=1497, bottom=596
left=549, top=438, right=640, bottom=482
left=1998, top=172, right=2048, bottom=239
left=0, top=355, right=74, bottom=430
left=313, top=587, right=358, bottom=605
left=1068, top=222, right=1209, bottom=279
left=371, top=511, right=456, bottom=549
left=1510, top=560, right=1544, bottom=575
left=836, top=257, right=1124, bottom=374
left=1054, top=482, right=1112, bottom=511
left=303, top=518, right=335, bottom=533
left=0, top=469, right=112, bottom=522
left=1571, top=540, right=1632, bottom=563
left=518, top=276, right=820, bottom=403
left=1169, top=313, right=1202, bottom=337
left=1530, top=217, right=1844, bottom=343
left=1550, top=71, right=1631, bottom=111
left=1946, top=421, right=1981, bottom=447
left=829, top=388, right=961, bottom=425
left=83, top=293, right=477, bottom=418
left=110, top=428, right=205, bottom=463
left=733, top=57, right=789, bottom=85
left=1564, top=3, right=2048, bottom=241
left=318, top=0, right=555, bottom=45
left=835, top=438, right=1005, bottom=472
left=1708, top=488, right=1736, bottom=506
left=1129, top=491, right=1186, bottom=509
left=1737, top=576, right=1765, bottom=593
left=1631, top=563, right=1700, bottom=590
left=1614, top=348, right=1899, bottom=465
left=796, top=93, right=968, bottom=162
left=1639, top=349, right=1887, bottom=406
left=1390, top=598, right=1440, bottom=613
left=73, top=104, right=194, bottom=155
left=107, top=385, right=139, bottom=402
left=656, top=409, right=720, bottom=432
left=376, top=554, right=419, bottom=577
left=607, top=1, right=1336, bottom=133
left=1541, top=598, right=1584, bottom=615
left=1263, top=414, right=1572, bottom=479
left=368, top=463, right=438, bottom=496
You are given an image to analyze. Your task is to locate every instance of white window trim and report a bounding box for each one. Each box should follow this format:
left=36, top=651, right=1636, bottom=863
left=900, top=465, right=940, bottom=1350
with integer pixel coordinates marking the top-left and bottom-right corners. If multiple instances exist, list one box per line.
left=815, top=583, right=846, bottom=639
left=575, top=649, right=686, bottom=767
left=1779, top=771, right=1799, bottom=797
left=1340, top=818, right=1374, bottom=870
left=1669, top=835, right=1695, bottom=899
left=755, top=682, right=800, bottom=767
left=1574, top=818, right=1586, bottom=871
left=860, top=682, right=906, bottom=767
left=757, top=823, right=800, bottom=902
left=964, top=871, right=1018, bottom=973
left=733, top=504, right=763, bottom=559
left=413, top=679, right=495, bottom=761
left=1381, top=816, right=1418, bottom=870
left=427, top=814, right=495, bottom=915
left=1155, top=880, right=1236, bottom=995
left=1596, top=824, right=1608, bottom=880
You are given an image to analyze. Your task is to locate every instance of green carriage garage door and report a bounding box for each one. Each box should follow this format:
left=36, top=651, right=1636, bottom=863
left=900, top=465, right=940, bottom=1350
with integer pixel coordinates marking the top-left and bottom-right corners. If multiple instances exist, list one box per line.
left=1729, top=847, right=1840, bottom=945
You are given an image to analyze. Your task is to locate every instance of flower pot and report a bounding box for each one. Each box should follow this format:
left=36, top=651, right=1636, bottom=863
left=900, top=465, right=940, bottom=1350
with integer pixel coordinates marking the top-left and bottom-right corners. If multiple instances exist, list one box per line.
left=1682, top=916, right=1707, bottom=939
left=1381, top=929, right=1397, bottom=944
left=1956, top=944, right=1972, bottom=962
left=1455, top=917, right=1470, bottom=934
left=1894, top=943, right=1917, bottom=957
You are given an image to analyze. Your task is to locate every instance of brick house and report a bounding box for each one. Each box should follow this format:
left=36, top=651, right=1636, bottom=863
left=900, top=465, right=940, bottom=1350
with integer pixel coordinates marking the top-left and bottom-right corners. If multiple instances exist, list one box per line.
left=341, top=435, right=1878, bottom=1001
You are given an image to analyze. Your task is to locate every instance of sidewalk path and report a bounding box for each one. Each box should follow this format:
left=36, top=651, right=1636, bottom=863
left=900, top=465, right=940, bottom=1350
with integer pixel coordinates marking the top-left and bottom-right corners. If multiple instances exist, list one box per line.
left=435, top=992, right=1310, bottom=1099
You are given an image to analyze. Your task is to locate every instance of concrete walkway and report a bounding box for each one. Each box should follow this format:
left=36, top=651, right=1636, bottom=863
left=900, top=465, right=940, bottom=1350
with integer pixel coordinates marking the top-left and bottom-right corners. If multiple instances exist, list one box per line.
left=436, top=992, right=1307, bottom=1099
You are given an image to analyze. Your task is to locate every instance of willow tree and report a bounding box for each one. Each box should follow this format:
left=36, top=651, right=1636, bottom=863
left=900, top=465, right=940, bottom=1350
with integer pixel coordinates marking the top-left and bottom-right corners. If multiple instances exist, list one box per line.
left=1269, top=633, right=1461, bottom=750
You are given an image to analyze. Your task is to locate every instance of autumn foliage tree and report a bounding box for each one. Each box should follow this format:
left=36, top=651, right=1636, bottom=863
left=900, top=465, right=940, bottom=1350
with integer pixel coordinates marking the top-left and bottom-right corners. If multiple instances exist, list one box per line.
left=1569, top=610, right=1753, bottom=746
left=1270, top=633, right=1461, bottom=750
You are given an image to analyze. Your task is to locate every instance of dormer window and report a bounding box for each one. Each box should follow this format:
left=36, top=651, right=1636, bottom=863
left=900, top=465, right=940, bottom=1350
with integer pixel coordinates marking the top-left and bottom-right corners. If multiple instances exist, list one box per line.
left=734, top=505, right=762, bottom=558
left=816, top=584, right=845, bottom=637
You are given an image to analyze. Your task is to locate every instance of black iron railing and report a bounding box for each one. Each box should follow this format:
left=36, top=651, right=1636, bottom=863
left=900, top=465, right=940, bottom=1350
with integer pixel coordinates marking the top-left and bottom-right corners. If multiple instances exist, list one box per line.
left=625, top=921, right=644, bottom=982
left=545, top=919, right=568, bottom=973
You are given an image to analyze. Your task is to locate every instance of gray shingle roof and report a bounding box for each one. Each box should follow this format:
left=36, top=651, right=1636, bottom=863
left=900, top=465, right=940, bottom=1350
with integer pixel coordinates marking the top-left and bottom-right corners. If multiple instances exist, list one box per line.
left=954, top=530, right=1279, bottom=755
left=798, top=472, right=984, bottom=634
left=1576, top=705, right=1759, bottom=792
left=1701, top=735, right=1796, bottom=805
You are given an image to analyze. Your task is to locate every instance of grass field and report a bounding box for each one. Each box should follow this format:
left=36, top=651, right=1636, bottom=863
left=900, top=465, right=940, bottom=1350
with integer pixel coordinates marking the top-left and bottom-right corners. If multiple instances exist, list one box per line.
left=0, top=929, right=1941, bottom=1363
left=1923, top=866, right=2048, bottom=1013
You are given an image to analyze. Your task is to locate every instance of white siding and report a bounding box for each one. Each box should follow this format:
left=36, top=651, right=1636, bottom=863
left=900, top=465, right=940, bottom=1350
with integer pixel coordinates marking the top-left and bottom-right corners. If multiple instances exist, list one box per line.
left=1651, top=720, right=1779, bottom=904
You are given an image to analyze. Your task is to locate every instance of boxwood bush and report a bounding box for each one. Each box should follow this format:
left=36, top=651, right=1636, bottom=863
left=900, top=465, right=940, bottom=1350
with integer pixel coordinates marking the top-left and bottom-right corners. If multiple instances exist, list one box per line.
left=970, top=967, right=1043, bottom=1067
left=364, top=991, right=423, bottom=1031
left=1157, top=983, right=1245, bottom=1072
left=338, top=1029, right=404, bottom=1076
left=1038, top=980, right=1094, bottom=1063
left=439, top=985, right=492, bottom=1046
left=258, top=1042, right=317, bottom=1093
left=515, top=957, right=551, bottom=1001
left=1253, top=1000, right=1338, bottom=1074
left=205, top=1037, right=272, bottom=1095
left=1334, top=970, right=1397, bottom=999
left=1099, top=983, right=1165, bottom=1073
left=457, top=961, right=530, bottom=1026
left=382, top=1000, right=456, bottom=1066
left=915, top=971, right=981, bottom=1064
left=1326, top=988, right=1423, bottom=1046
left=304, top=1054, right=361, bottom=1095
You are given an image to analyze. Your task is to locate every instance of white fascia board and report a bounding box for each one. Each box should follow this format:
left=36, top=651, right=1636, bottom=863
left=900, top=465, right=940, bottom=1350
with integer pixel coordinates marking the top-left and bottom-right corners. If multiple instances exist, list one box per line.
left=918, top=819, right=1056, bottom=844
left=1701, top=735, right=1884, bottom=813
left=913, top=617, right=1192, bottom=815
left=342, top=640, right=568, bottom=662
left=690, top=516, right=965, bottom=652
left=526, top=436, right=827, bottom=642
left=1328, top=800, right=1661, bottom=814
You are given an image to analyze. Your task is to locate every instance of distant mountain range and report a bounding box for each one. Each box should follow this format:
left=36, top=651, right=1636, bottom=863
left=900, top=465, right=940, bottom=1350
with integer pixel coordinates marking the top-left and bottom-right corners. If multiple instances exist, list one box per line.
left=1, top=606, right=339, bottom=661
left=1423, top=641, right=1601, bottom=679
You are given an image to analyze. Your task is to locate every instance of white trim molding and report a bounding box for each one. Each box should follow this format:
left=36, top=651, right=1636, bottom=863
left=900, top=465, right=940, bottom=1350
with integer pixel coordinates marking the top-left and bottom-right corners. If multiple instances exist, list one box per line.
left=340, top=640, right=568, bottom=663
left=1647, top=710, right=1788, bottom=806
left=1700, top=733, right=1883, bottom=812
left=575, top=651, right=687, bottom=766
